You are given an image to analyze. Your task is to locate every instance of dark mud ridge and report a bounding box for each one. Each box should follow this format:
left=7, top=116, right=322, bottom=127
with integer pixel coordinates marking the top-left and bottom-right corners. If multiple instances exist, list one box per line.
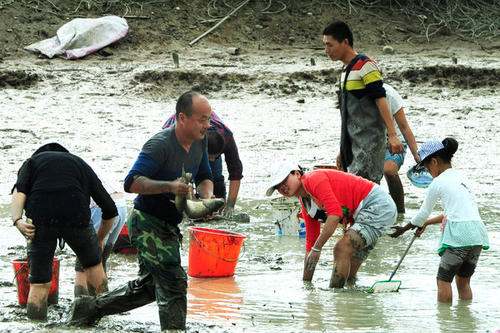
left=133, top=68, right=337, bottom=97
left=134, top=65, right=498, bottom=97
left=392, top=66, right=499, bottom=88
left=0, top=70, right=39, bottom=89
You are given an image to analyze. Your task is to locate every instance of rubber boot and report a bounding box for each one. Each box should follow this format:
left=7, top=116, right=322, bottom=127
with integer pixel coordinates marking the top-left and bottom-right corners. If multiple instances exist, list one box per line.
left=385, top=173, right=405, bottom=214
left=68, top=273, right=156, bottom=327
left=158, top=290, right=187, bottom=330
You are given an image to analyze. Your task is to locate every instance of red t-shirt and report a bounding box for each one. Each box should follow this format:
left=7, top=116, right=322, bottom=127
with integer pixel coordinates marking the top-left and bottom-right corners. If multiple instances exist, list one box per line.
left=299, top=169, right=374, bottom=252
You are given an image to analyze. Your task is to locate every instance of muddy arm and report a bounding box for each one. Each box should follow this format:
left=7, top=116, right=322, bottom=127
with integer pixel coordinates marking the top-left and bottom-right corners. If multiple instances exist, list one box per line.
left=129, top=175, right=188, bottom=195
left=226, top=180, right=240, bottom=207
left=376, top=97, right=403, bottom=153
left=10, top=188, right=26, bottom=224
left=394, top=108, right=420, bottom=162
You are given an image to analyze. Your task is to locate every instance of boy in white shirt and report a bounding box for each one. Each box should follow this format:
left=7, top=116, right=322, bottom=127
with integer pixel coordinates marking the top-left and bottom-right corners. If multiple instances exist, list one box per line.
left=383, top=84, right=420, bottom=213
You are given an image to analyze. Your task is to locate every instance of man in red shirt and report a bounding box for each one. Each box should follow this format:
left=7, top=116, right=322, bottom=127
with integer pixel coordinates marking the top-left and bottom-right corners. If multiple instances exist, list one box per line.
left=266, top=163, right=396, bottom=287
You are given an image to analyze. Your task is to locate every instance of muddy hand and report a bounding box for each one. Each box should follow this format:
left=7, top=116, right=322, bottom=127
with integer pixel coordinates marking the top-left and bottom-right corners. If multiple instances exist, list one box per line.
left=415, top=226, right=426, bottom=237
left=305, top=250, right=320, bottom=272
left=388, top=135, right=403, bottom=154
left=222, top=204, right=234, bottom=219
left=16, top=219, right=35, bottom=240
left=389, top=225, right=407, bottom=238
left=170, top=180, right=191, bottom=196
left=336, top=153, right=343, bottom=170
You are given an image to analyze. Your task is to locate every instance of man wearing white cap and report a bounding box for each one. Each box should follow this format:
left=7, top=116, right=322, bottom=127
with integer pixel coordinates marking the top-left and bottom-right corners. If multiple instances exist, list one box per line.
left=266, top=163, right=396, bottom=287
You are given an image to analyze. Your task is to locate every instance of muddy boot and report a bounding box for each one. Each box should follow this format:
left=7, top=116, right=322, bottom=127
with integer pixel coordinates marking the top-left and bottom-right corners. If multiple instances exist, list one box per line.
left=68, top=295, right=99, bottom=326
left=385, top=173, right=405, bottom=214
left=69, top=274, right=155, bottom=327
left=27, top=301, right=48, bottom=321
left=158, top=295, right=187, bottom=330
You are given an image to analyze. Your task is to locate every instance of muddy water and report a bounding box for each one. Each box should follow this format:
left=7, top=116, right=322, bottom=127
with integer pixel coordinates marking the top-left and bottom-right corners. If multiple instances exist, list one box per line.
left=0, top=50, right=499, bottom=332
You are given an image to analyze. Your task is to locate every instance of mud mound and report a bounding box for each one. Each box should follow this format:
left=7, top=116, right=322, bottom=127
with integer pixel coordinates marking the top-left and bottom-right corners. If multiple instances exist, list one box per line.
left=134, top=70, right=253, bottom=95
left=0, top=70, right=39, bottom=88
left=133, top=68, right=339, bottom=97
left=400, top=66, right=499, bottom=89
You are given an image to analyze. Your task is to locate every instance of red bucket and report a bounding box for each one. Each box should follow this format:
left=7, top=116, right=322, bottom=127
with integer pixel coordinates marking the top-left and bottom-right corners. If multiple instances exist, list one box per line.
left=12, top=257, right=60, bottom=306
left=188, top=227, right=246, bottom=278
left=113, top=224, right=138, bottom=255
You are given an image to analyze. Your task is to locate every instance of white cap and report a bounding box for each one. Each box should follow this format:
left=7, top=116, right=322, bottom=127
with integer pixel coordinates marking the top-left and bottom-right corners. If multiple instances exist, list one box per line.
left=265, top=161, right=300, bottom=197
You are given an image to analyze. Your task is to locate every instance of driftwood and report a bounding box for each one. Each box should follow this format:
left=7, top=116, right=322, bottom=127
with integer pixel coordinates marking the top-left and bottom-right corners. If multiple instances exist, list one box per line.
left=189, top=0, right=251, bottom=46
left=200, top=63, right=237, bottom=67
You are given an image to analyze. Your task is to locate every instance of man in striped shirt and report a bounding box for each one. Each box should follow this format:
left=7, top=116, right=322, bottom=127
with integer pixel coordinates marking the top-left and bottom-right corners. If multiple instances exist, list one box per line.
left=323, top=20, right=403, bottom=184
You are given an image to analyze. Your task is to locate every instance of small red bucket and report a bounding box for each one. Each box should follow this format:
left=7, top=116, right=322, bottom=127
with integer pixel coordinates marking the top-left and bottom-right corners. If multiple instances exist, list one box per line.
left=188, top=227, right=246, bottom=278
left=12, top=257, right=60, bottom=306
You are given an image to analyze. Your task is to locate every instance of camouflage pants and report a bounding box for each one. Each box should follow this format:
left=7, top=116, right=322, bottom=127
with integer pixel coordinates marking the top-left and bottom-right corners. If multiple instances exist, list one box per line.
left=128, top=209, right=187, bottom=330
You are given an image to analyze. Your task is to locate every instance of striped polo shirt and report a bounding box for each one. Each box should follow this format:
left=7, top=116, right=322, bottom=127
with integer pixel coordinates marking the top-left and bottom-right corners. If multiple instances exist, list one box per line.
left=340, top=54, right=386, bottom=99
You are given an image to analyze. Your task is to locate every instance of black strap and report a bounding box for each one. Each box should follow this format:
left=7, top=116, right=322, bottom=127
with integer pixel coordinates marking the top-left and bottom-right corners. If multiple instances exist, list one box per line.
left=340, top=54, right=363, bottom=92
left=339, top=54, right=363, bottom=171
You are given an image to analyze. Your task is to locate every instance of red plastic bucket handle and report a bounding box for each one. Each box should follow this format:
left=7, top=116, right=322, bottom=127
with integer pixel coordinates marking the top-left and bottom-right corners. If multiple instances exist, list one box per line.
left=190, top=231, right=245, bottom=263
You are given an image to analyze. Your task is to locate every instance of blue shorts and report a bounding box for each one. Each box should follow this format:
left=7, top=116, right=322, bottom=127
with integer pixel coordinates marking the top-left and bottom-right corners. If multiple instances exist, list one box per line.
left=384, top=143, right=407, bottom=168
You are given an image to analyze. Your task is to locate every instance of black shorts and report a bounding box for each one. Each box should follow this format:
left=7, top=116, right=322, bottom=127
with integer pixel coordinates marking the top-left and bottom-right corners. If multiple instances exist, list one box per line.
left=213, top=177, right=226, bottom=199
left=437, top=246, right=482, bottom=283
left=28, top=222, right=101, bottom=283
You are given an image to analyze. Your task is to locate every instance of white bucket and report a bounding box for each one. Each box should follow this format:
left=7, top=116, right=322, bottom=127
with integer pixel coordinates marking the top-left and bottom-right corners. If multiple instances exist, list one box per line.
left=270, top=197, right=302, bottom=237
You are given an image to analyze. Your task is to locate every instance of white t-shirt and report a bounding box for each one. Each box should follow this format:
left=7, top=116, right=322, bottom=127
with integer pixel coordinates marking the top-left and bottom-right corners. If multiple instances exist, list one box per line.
left=411, top=169, right=482, bottom=227
left=384, top=83, right=405, bottom=144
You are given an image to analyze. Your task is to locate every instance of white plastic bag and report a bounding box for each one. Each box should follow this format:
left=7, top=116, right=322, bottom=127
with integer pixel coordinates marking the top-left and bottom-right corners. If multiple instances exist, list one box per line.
left=25, top=16, right=128, bottom=59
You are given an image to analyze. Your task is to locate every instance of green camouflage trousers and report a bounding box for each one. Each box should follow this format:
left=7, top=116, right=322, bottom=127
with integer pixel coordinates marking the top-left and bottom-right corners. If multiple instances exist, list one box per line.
left=128, top=209, right=187, bottom=330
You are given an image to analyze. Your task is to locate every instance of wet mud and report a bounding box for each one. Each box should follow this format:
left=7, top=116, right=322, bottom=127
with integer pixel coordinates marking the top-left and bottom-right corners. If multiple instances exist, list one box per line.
left=133, top=63, right=499, bottom=99
left=133, top=67, right=338, bottom=97
left=0, top=70, right=39, bottom=89
left=0, top=44, right=499, bottom=332
left=398, top=65, right=500, bottom=88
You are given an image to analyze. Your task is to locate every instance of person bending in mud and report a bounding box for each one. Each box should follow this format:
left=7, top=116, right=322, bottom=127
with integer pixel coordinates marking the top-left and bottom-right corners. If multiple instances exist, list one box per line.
left=382, top=83, right=420, bottom=213
left=266, top=163, right=396, bottom=287
left=69, top=91, right=215, bottom=331
left=323, top=20, right=403, bottom=183
left=163, top=111, right=243, bottom=218
left=11, top=143, right=116, bottom=321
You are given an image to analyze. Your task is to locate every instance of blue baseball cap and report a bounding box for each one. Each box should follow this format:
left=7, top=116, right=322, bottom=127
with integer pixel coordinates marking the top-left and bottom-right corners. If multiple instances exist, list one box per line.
left=417, top=140, right=445, bottom=166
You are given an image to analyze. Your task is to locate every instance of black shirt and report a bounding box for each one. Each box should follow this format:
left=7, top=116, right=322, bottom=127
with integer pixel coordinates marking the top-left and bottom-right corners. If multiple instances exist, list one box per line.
left=14, top=151, right=118, bottom=225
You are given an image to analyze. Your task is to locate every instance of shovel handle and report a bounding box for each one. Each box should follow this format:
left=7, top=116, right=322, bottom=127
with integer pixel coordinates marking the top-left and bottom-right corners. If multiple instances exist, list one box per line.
left=389, top=233, right=418, bottom=281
